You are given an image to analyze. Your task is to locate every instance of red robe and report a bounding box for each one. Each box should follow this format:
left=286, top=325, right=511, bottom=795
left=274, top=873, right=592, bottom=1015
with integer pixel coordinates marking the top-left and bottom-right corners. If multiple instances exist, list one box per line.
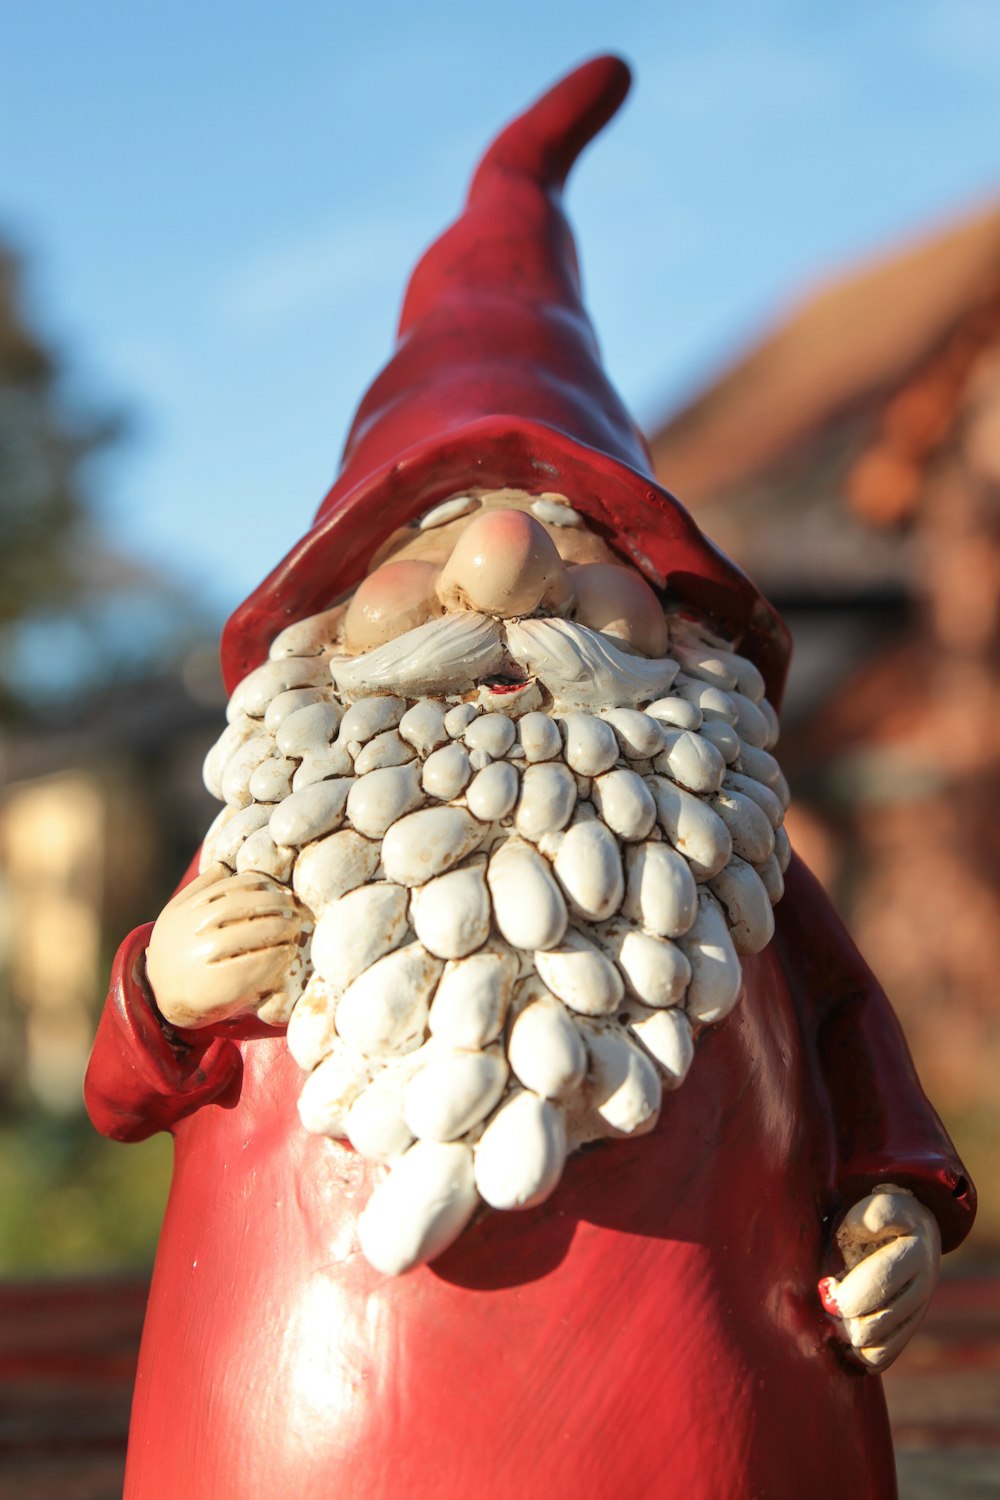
left=86, top=856, right=974, bottom=1500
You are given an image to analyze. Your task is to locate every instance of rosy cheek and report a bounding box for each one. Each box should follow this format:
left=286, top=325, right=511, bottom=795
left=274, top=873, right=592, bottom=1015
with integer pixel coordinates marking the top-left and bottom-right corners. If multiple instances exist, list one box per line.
left=570, top=564, right=668, bottom=657
left=342, top=560, right=442, bottom=650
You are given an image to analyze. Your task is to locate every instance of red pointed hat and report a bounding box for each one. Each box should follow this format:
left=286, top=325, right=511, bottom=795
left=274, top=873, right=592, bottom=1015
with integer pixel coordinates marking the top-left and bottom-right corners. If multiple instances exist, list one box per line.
left=222, top=55, right=790, bottom=702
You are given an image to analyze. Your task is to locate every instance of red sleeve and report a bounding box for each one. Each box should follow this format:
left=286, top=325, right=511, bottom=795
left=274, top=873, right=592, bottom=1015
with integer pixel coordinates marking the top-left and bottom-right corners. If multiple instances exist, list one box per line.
left=84, top=923, right=243, bottom=1142
left=773, top=854, right=976, bottom=1253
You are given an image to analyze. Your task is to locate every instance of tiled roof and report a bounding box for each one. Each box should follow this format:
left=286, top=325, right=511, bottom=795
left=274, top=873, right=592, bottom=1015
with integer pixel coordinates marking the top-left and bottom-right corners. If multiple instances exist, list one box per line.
left=650, top=200, right=1000, bottom=506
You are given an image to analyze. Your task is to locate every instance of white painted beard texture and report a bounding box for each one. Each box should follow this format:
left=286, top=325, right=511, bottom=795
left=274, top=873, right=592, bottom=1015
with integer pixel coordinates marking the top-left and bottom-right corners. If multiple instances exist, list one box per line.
left=200, top=606, right=791, bottom=1276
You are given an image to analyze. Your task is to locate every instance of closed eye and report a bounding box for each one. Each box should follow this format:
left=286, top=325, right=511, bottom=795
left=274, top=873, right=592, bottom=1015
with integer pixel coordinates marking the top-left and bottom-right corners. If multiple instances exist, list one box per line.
left=418, top=494, right=482, bottom=530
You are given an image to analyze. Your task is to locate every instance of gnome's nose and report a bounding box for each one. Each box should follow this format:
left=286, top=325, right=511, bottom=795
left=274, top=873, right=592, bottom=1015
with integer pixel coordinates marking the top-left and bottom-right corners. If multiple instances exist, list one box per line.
left=437, top=509, right=572, bottom=618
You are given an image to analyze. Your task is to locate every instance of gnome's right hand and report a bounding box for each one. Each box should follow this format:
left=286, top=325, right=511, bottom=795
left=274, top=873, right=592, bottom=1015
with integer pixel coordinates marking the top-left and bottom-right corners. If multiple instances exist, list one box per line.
left=146, top=865, right=310, bottom=1029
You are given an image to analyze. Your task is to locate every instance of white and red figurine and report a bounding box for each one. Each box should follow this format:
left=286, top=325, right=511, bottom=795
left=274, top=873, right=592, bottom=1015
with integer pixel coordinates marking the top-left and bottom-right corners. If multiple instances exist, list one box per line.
left=88, top=56, right=973, bottom=1500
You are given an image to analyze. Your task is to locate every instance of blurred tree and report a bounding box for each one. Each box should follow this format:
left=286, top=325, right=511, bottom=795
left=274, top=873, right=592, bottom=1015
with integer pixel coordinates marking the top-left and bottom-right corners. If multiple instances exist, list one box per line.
left=0, top=240, right=212, bottom=721
left=0, top=244, right=117, bottom=718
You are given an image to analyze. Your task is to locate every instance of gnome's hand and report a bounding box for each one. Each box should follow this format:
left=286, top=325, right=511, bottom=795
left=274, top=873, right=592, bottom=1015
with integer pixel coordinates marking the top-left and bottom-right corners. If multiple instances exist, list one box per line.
left=146, top=865, right=311, bottom=1030
left=818, top=1185, right=941, bottom=1372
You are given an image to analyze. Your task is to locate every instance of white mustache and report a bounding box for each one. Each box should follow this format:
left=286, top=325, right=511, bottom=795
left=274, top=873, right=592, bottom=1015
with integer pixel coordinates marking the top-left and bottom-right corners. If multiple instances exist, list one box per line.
left=329, top=612, right=678, bottom=708
left=329, top=614, right=506, bottom=697
left=505, top=618, right=678, bottom=707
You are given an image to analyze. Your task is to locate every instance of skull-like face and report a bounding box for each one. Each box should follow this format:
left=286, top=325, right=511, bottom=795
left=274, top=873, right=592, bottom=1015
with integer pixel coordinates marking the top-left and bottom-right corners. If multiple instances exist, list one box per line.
left=201, top=488, right=791, bottom=1276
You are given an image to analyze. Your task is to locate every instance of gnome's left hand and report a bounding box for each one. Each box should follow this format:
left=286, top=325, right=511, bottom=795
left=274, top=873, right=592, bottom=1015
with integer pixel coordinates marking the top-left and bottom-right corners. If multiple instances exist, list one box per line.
left=819, top=1185, right=941, bottom=1371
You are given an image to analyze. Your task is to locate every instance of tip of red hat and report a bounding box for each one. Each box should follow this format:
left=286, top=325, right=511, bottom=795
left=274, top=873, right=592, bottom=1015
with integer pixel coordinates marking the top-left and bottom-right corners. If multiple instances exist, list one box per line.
left=469, top=53, right=632, bottom=196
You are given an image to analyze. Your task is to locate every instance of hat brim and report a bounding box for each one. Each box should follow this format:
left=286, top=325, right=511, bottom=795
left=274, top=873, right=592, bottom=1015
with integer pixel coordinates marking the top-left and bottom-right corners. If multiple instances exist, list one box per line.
left=221, top=417, right=791, bottom=706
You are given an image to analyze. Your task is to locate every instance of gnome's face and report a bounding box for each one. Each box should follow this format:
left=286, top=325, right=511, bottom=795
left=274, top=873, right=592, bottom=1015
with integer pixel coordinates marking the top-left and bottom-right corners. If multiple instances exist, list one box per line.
left=325, top=489, right=682, bottom=717
left=201, top=486, right=791, bottom=1277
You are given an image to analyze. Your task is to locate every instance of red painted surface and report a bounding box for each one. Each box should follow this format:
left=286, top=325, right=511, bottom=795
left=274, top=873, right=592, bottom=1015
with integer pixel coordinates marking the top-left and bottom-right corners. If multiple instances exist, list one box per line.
left=85, top=859, right=975, bottom=1500
left=221, top=57, right=790, bottom=706
left=4, top=1270, right=1000, bottom=1498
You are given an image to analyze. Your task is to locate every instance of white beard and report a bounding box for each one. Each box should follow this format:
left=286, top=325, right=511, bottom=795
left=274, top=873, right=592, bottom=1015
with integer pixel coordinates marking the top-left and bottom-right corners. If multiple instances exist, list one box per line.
left=200, top=608, right=791, bottom=1276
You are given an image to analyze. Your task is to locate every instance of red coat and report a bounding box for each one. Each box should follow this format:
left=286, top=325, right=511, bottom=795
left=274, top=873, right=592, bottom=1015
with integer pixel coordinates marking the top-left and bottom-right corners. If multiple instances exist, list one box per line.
left=86, top=857, right=974, bottom=1500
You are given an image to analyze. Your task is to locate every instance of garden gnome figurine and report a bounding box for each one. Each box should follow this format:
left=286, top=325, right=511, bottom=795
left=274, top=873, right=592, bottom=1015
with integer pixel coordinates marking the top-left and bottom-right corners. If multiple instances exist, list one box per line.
left=87, top=55, right=975, bottom=1500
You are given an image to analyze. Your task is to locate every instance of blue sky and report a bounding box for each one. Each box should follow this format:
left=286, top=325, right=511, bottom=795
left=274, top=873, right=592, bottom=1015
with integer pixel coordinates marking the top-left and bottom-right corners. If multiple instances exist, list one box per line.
left=6, top=0, right=1000, bottom=621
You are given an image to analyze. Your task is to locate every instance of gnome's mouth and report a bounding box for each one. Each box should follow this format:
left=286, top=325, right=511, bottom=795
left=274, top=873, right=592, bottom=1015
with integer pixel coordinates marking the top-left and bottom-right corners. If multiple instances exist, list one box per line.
left=480, top=672, right=532, bottom=695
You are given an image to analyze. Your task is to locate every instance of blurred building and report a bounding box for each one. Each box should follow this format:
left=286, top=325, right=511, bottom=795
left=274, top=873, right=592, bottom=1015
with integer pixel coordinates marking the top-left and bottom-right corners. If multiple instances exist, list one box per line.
left=0, top=652, right=224, bottom=1113
left=650, top=201, right=1000, bottom=1130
